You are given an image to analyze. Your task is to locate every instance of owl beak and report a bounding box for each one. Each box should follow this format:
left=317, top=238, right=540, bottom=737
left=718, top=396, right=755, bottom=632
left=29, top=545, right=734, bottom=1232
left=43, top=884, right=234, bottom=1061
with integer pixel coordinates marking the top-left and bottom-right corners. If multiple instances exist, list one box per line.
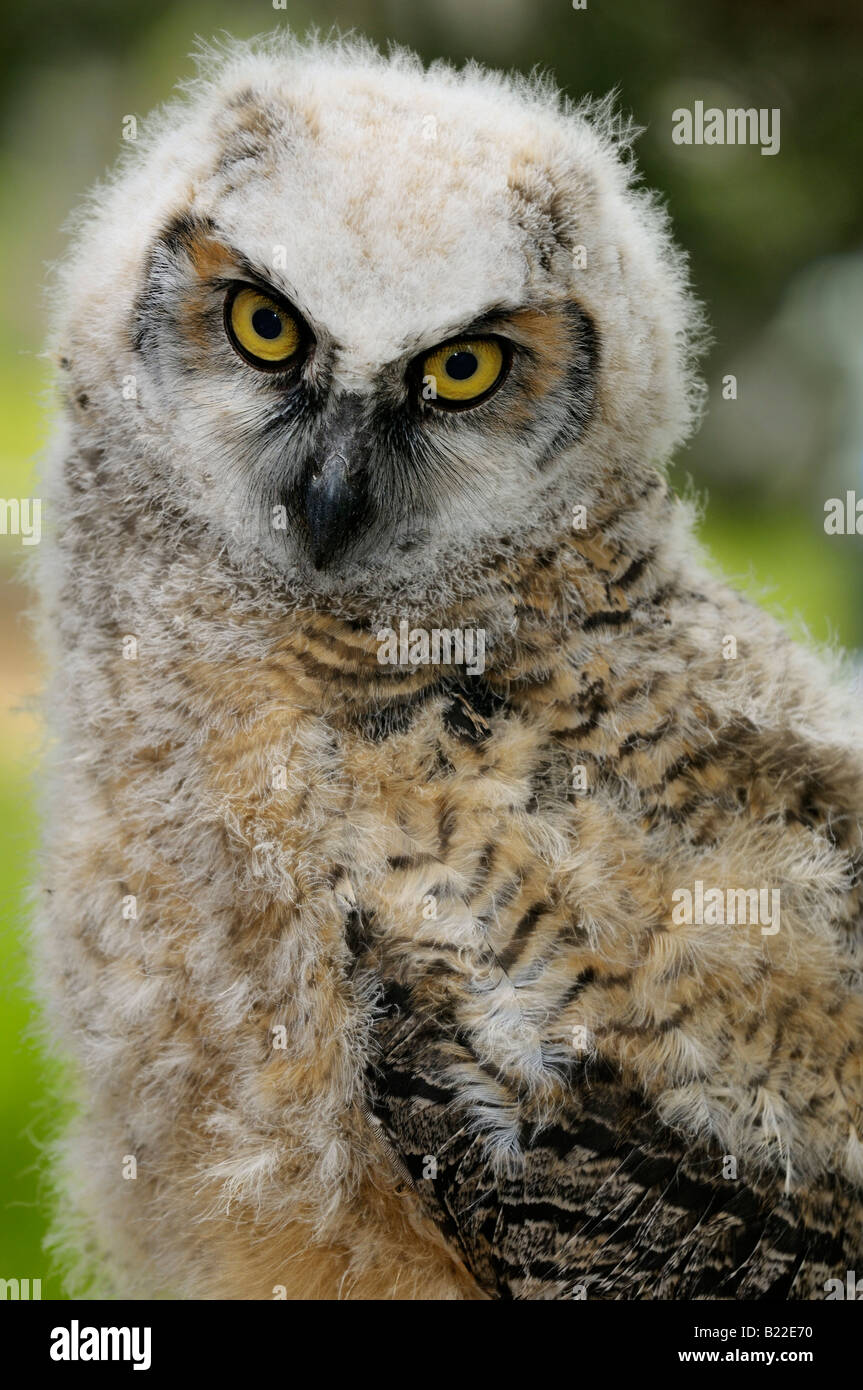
left=302, top=393, right=371, bottom=570
left=303, top=451, right=365, bottom=570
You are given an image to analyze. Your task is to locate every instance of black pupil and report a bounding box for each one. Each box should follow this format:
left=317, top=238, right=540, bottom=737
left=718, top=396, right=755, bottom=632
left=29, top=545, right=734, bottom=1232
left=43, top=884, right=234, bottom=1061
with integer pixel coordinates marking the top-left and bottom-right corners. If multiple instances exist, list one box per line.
left=251, top=307, right=283, bottom=340
left=446, top=350, right=478, bottom=380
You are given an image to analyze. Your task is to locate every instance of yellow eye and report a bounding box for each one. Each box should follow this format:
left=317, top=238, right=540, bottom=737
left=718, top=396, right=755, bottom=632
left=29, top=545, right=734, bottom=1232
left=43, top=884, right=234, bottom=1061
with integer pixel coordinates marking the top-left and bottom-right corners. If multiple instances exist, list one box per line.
left=421, top=337, right=508, bottom=406
left=225, top=287, right=303, bottom=368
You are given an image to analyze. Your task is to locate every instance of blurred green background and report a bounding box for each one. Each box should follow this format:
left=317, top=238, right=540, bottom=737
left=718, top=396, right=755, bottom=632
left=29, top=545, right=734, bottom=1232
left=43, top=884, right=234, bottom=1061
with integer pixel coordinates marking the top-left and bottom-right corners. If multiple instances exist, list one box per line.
left=1, top=0, right=862, bottom=1296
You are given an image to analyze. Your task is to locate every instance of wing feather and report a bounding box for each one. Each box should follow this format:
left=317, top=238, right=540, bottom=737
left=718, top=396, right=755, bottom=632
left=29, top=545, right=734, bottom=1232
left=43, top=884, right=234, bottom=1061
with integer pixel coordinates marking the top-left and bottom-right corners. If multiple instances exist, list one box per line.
left=368, top=982, right=862, bottom=1300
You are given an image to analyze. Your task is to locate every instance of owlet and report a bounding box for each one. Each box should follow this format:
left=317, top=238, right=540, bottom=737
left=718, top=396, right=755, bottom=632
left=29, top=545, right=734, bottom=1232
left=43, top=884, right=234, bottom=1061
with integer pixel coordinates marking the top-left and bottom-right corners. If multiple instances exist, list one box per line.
left=34, top=34, right=863, bottom=1299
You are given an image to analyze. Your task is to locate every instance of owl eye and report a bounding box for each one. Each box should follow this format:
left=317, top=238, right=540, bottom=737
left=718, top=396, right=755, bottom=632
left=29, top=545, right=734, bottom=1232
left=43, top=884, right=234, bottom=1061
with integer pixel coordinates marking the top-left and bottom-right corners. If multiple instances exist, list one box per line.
left=421, top=337, right=509, bottom=408
left=224, top=286, right=304, bottom=369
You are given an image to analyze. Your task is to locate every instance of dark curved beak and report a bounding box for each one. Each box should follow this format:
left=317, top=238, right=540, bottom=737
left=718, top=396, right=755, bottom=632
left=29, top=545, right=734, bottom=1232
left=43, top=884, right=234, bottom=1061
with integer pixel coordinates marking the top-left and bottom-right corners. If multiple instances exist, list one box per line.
left=301, top=395, right=371, bottom=570
left=304, top=453, right=364, bottom=570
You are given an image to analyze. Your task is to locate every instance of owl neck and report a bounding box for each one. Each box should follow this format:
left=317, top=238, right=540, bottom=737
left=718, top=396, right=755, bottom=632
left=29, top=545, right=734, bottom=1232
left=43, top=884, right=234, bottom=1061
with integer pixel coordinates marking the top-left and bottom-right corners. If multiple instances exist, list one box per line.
left=268, top=468, right=688, bottom=711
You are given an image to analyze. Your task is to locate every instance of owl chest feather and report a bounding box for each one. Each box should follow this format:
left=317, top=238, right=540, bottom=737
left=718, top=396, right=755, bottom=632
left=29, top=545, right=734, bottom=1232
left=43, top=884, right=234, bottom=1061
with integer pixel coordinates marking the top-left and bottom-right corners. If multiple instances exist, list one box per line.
left=40, top=517, right=863, bottom=1294
left=192, top=602, right=863, bottom=1199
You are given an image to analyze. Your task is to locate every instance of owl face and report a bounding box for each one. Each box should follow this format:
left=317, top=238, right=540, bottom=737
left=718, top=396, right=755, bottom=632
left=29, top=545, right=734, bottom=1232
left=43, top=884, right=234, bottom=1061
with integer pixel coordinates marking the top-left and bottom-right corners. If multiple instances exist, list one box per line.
left=58, top=39, right=702, bottom=607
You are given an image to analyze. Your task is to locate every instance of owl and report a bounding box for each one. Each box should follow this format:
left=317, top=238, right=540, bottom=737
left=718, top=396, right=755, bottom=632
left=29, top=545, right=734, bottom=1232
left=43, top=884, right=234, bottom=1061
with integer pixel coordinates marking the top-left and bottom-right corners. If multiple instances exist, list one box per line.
left=34, top=33, right=863, bottom=1300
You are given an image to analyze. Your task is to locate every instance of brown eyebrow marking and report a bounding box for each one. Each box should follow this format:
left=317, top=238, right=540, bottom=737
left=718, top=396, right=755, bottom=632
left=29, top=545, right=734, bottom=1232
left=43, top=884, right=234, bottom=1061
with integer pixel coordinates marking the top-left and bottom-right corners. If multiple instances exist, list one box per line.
left=153, top=210, right=217, bottom=256
left=407, top=296, right=588, bottom=358
left=184, top=231, right=238, bottom=281
left=408, top=299, right=597, bottom=426
left=140, top=211, right=283, bottom=295
left=132, top=211, right=305, bottom=357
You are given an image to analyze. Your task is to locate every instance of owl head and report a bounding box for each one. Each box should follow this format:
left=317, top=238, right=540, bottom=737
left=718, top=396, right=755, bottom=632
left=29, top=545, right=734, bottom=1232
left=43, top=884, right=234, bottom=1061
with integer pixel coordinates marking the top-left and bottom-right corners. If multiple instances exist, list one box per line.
left=52, top=34, right=704, bottom=613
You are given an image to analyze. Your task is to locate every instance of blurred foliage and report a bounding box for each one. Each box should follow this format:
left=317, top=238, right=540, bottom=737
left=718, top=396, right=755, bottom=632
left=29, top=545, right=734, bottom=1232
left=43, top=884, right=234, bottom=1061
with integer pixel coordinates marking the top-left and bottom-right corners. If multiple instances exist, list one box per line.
left=0, top=0, right=861, bottom=1292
